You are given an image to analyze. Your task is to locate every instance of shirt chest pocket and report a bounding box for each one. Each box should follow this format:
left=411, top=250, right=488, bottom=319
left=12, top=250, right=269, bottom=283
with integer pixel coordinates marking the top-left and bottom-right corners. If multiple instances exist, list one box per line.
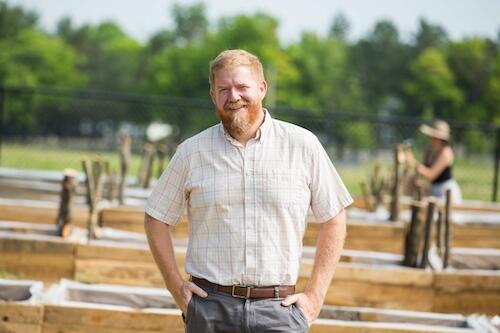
left=257, top=169, right=304, bottom=209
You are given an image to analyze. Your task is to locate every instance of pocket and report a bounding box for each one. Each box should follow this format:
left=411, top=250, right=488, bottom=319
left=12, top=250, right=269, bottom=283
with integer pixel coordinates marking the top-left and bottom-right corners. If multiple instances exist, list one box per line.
left=292, top=304, right=309, bottom=328
left=182, top=295, right=196, bottom=324
left=260, top=169, right=303, bottom=208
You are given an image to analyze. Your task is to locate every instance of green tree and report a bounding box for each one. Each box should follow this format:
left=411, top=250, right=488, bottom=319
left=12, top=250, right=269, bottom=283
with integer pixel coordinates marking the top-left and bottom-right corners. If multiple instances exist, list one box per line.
left=485, top=53, right=500, bottom=124
left=0, top=1, right=38, bottom=39
left=412, top=18, right=448, bottom=54
left=172, top=2, right=208, bottom=44
left=0, top=29, right=85, bottom=135
left=447, top=37, right=498, bottom=122
left=403, top=48, right=463, bottom=119
left=328, top=12, right=350, bottom=40
left=139, top=3, right=210, bottom=93
left=57, top=19, right=142, bottom=92
left=352, top=20, right=410, bottom=114
left=285, top=32, right=370, bottom=149
left=0, top=29, right=84, bottom=87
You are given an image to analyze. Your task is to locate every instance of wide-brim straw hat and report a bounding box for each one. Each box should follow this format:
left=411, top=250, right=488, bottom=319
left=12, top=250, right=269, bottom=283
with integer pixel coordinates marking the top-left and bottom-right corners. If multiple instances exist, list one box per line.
left=419, top=120, right=450, bottom=141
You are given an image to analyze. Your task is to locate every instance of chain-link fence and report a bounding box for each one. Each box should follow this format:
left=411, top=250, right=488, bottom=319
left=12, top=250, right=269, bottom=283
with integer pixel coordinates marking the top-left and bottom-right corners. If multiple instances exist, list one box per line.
left=0, top=85, right=498, bottom=201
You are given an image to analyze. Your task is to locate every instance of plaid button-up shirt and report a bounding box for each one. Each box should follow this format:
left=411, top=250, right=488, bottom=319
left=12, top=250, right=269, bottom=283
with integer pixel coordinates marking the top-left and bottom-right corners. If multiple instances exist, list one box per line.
left=145, top=110, right=352, bottom=286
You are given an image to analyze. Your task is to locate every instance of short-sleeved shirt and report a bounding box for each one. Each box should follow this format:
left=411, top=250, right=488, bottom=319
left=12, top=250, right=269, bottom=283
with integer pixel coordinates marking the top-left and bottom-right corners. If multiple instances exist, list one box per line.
left=145, top=110, right=352, bottom=286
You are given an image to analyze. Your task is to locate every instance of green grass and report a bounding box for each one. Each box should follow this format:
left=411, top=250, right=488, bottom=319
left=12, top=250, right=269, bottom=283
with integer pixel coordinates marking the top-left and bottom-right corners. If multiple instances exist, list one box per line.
left=1, top=144, right=144, bottom=177
left=0, top=144, right=496, bottom=202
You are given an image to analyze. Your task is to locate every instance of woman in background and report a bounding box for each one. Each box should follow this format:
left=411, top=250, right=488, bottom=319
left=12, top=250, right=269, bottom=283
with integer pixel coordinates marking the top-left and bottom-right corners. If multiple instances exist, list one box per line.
left=406, top=120, right=462, bottom=204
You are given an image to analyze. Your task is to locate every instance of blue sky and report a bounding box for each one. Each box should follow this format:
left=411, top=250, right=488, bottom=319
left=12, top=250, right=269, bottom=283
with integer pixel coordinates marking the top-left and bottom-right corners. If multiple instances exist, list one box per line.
left=8, top=0, right=500, bottom=44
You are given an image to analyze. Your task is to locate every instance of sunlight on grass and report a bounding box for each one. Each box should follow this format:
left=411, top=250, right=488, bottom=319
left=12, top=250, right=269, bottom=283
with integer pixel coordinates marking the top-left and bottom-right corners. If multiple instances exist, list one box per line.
left=1, top=144, right=144, bottom=177
left=0, top=144, right=495, bottom=202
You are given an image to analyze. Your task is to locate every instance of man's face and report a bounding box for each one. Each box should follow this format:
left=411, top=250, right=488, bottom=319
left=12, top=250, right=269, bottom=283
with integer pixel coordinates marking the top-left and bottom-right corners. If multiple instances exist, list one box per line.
left=210, top=65, right=267, bottom=136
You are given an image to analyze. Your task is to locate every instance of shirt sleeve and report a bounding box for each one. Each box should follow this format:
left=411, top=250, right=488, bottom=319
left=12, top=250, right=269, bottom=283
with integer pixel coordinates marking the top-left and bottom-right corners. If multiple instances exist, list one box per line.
left=145, top=144, right=188, bottom=226
left=309, top=137, right=353, bottom=223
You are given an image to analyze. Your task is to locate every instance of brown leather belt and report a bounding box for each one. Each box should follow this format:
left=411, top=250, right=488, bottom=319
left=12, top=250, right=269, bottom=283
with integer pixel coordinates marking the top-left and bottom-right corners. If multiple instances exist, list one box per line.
left=191, top=277, right=295, bottom=299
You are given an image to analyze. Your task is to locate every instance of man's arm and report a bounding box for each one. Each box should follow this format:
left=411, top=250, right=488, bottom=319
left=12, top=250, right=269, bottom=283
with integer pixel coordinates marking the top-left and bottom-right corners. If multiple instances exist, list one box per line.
left=281, top=208, right=347, bottom=324
left=144, top=213, right=207, bottom=313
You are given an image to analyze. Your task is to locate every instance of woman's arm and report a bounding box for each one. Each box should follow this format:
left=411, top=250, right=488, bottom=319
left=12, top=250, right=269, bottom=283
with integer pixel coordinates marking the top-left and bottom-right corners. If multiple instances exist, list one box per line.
left=416, top=147, right=453, bottom=181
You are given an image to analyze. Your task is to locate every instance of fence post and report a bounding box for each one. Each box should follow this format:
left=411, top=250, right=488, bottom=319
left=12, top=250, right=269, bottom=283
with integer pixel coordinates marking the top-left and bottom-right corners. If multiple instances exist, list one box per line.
left=0, top=86, right=5, bottom=166
left=493, top=127, right=500, bottom=202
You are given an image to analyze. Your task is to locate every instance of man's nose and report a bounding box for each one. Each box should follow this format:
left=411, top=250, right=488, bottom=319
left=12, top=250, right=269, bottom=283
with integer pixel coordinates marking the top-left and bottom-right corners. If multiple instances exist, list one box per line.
left=228, top=88, right=240, bottom=102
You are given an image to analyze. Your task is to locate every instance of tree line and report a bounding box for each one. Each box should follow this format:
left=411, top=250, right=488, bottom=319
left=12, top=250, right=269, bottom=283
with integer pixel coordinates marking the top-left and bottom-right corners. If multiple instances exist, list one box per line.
left=0, top=1, right=499, bottom=152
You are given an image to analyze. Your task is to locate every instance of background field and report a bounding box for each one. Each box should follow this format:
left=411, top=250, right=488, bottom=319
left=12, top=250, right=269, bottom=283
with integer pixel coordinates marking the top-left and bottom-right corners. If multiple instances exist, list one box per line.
left=1, top=144, right=494, bottom=201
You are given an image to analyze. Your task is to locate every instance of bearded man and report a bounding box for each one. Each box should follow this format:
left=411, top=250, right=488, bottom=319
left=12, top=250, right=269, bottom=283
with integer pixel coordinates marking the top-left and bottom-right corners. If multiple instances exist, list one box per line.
left=145, top=49, right=352, bottom=333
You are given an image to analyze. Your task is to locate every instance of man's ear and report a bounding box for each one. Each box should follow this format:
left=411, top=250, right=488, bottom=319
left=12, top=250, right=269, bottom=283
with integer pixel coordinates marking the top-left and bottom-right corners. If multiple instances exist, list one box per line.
left=260, top=80, right=268, bottom=99
left=209, top=88, right=216, bottom=104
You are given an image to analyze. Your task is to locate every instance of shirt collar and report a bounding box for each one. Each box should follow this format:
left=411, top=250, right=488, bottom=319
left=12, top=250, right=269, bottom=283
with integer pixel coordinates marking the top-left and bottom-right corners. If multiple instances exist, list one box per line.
left=256, top=108, right=272, bottom=143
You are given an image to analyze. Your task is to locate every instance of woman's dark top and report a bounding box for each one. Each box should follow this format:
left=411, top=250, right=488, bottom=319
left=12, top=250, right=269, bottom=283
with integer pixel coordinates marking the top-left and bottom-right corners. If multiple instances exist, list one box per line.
left=432, top=166, right=452, bottom=184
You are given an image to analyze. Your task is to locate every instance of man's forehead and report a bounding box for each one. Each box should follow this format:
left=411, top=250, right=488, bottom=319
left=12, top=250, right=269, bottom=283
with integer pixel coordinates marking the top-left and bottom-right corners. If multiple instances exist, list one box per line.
left=213, top=66, right=260, bottom=84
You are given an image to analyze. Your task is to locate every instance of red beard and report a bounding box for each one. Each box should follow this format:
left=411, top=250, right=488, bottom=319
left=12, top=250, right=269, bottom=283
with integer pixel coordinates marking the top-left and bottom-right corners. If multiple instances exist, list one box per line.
left=216, top=100, right=262, bottom=137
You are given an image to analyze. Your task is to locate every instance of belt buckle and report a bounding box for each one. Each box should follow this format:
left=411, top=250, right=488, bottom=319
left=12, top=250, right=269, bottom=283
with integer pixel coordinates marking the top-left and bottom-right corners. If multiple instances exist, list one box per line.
left=231, top=285, right=252, bottom=299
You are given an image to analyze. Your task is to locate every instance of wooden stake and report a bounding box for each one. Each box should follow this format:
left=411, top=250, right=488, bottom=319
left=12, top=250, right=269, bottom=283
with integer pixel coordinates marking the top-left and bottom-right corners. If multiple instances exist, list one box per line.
left=103, top=161, right=117, bottom=203
left=403, top=200, right=426, bottom=267
left=91, top=158, right=102, bottom=193
left=414, top=183, right=422, bottom=201
left=361, top=181, right=375, bottom=212
left=419, top=197, right=436, bottom=268
left=389, top=145, right=403, bottom=221
left=443, top=189, right=452, bottom=269
left=82, top=158, right=104, bottom=240
left=55, top=169, right=77, bottom=238
left=370, top=162, right=386, bottom=209
left=436, top=209, right=443, bottom=258
left=138, top=143, right=156, bottom=189
left=156, top=143, right=168, bottom=179
left=118, top=133, right=131, bottom=205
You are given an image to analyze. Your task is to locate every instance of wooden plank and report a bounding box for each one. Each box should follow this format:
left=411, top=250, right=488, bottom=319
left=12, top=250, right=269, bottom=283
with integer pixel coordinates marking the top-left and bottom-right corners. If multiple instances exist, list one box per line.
left=0, top=322, right=41, bottom=333
left=42, top=305, right=184, bottom=332
left=434, top=271, right=500, bottom=292
left=304, top=221, right=405, bottom=254
left=297, top=278, right=434, bottom=312
left=310, top=320, right=476, bottom=333
left=74, top=248, right=187, bottom=286
left=74, top=259, right=166, bottom=286
left=0, top=236, right=75, bottom=254
left=0, top=303, right=43, bottom=324
left=433, top=290, right=500, bottom=315
left=0, top=303, right=43, bottom=333
left=76, top=243, right=153, bottom=262
left=0, top=201, right=87, bottom=227
left=453, top=224, right=500, bottom=249
left=0, top=253, right=74, bottom=281
left=297, top=263, right=435, bottom=311
left=326, top=264, right=434, bottom=287
left=42, top=324, right=183, bottom=333
left=0, top=236, right=75, bottom=281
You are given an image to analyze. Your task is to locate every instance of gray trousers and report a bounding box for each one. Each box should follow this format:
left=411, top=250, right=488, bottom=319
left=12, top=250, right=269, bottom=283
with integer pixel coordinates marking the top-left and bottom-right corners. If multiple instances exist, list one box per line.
left=183, top=284, right=309, bottom=333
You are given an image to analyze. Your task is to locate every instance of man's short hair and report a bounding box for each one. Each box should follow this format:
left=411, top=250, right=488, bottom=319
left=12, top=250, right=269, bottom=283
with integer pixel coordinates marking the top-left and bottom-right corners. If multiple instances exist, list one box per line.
left=209, top=49, right=264, bottom=88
